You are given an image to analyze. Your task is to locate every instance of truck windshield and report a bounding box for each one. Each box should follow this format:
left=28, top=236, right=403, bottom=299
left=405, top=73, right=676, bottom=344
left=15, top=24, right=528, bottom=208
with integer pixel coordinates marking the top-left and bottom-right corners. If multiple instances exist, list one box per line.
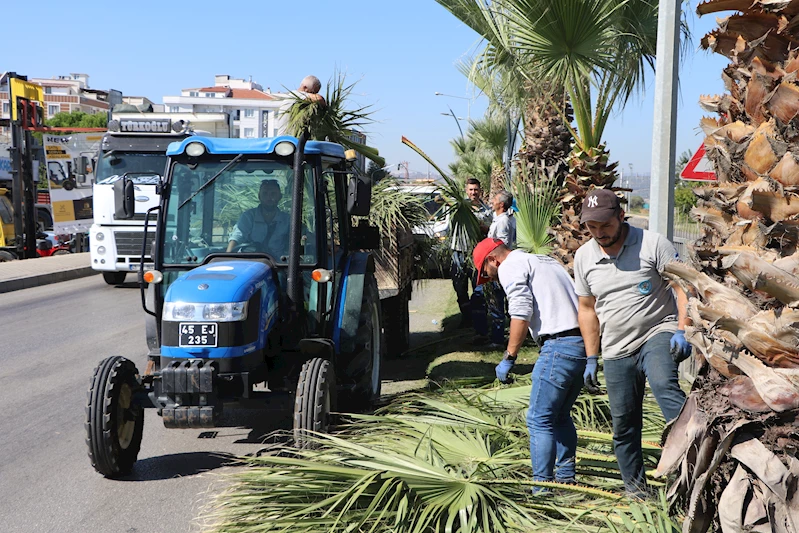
left=95, top=152, right=166, bottom=185
left=163, top=158, right=316, bottom=266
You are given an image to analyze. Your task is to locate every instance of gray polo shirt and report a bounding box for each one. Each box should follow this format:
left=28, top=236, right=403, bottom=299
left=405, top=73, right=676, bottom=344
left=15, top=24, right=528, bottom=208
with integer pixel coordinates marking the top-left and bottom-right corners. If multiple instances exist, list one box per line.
left=489, top=211, right=516, bottom=248
left=573, top=225, right=679, bottom=360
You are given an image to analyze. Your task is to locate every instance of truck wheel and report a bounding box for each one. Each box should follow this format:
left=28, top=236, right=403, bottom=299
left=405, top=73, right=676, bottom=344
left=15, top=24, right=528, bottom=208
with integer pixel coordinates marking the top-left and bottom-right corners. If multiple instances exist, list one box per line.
left=344, top=273, right=383, bottom=410
left=0, top=251, right=15, bottom=262
left=85, top=356, right=144, bottom=477
left=381, top=285, right=410, bottom=357
left=293, top=357, right=335, bottom=449
left=103, top=272, right=127, bottom=285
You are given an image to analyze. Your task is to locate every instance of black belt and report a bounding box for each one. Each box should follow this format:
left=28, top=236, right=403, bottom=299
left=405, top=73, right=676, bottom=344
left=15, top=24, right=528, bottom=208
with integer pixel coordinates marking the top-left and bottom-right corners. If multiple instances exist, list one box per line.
left=538, top=327, right=581, bottom=346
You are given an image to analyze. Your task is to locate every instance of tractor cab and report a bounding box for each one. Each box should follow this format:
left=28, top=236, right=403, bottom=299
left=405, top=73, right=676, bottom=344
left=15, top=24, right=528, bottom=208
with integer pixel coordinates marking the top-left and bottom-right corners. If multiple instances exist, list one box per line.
left=85, top=135, right=383, bottom=477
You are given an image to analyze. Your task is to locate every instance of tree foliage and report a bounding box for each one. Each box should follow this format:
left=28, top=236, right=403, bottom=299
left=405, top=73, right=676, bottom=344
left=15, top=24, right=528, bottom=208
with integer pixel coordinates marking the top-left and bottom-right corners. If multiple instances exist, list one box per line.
left=46, top=110, right=107, bottom=129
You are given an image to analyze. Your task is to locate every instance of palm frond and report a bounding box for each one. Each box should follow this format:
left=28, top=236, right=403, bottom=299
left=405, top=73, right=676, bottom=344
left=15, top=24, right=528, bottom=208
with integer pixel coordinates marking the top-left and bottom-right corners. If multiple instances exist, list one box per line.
left=512, top=166, right=560, bottom=255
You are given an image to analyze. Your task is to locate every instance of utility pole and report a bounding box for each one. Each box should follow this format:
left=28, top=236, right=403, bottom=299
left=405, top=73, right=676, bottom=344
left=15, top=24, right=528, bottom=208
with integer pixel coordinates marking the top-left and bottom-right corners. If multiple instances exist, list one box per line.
left=649, top=0, right=681, bottom=240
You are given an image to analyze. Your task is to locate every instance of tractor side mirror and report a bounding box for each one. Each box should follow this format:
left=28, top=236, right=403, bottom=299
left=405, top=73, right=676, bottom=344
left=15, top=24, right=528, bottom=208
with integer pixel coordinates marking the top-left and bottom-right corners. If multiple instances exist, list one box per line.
left=113, top=178, right=135, bottom=219
left=347, top=173, right=372, bottom=216
left=349, top=223, right=380, bottom=250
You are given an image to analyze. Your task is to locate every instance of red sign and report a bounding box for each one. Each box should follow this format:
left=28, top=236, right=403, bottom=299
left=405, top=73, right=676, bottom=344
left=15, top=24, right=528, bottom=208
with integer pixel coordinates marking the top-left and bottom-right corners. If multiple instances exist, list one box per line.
left=680, top=144, right=717, bottom=181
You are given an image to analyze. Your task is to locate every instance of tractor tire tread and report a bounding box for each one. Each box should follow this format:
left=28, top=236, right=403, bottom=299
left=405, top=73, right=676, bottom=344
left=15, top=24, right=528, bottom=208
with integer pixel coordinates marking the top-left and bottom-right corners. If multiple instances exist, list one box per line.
left=85, top=356, right=143, bottom=477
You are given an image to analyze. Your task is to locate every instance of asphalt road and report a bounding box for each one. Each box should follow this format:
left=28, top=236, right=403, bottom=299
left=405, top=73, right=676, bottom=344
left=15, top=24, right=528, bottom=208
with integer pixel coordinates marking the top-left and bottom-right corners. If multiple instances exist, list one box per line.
left=0, top=276, right=293, bottom=533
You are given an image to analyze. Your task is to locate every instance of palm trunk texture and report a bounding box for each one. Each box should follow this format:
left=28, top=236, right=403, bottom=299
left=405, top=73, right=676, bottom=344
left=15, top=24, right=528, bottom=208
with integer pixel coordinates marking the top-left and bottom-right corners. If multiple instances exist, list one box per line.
left=658, top=1, right=799, bottom=532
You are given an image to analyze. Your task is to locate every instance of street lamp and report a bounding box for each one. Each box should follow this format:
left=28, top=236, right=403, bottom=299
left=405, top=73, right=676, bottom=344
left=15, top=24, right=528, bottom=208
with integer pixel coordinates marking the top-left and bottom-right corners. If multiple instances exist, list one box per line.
left=435, top=91, right=471, bottom=121
left=441, top=107, right=465, bottom=139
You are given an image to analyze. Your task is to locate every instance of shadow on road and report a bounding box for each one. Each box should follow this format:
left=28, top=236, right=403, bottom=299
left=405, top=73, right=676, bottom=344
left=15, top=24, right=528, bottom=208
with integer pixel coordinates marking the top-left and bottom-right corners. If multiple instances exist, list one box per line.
left=120, top=451, right=241, bottom=481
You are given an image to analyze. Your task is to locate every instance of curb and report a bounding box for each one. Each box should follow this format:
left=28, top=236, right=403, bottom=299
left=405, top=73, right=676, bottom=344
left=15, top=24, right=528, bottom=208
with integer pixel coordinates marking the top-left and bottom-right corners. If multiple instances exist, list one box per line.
left=0, top=267, right=99, bottom=294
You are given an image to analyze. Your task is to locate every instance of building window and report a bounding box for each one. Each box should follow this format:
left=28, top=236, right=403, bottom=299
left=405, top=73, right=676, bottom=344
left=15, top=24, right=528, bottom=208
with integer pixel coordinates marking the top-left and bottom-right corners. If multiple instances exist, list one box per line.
left=244, top=109, right=254, bottom=118
left=48, top=104, right=60, bottom=116
left=169, top=106, right=180, bottom=113
left=189, top=91, right=198, bottom=97
left=243, top=128, right=254, bottom=138
left=2, top=102, right=9, bottom=115
left=206, top=92, right=215, bottom=98
left=44, top=86, right=53, bottom=95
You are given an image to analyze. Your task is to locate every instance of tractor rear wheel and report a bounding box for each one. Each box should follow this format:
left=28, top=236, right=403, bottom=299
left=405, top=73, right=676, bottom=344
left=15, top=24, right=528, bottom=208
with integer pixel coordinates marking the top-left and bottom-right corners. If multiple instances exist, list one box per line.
left=103, top=272, right=127, bottom=285
left=293, top=357, right=335, bottom=449
left=85, top=356, right=144, bottom=477
left=343, top=273, right=383, bottom=411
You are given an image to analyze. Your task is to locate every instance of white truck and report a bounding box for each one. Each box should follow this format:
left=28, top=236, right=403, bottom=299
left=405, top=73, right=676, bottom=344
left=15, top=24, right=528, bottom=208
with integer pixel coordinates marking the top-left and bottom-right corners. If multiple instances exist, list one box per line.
left=90, top=118, right=199, bottom=285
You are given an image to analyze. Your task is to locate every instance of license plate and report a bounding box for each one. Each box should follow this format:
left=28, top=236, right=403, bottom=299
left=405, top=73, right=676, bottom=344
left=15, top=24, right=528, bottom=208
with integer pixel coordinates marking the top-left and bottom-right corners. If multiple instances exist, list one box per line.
left=129, top=263, right=154, bottom=271
left=179, top=322, right=218, bottom=347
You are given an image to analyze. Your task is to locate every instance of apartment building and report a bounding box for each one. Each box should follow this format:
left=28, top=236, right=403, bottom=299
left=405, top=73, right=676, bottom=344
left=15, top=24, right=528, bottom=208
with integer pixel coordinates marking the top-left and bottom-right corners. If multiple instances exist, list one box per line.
left=162, top=75, right=286, bottom=138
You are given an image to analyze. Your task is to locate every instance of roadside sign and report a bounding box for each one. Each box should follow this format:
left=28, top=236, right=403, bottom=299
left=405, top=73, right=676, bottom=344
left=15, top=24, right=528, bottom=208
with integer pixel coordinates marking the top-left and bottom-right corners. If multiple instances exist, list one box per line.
left=680, top=143, right=717, bottom=181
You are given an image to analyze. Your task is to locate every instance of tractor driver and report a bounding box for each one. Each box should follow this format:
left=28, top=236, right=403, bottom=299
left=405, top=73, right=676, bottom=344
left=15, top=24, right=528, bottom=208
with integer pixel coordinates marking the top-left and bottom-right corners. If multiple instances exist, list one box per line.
left=227, top=179, right=291, bottom=259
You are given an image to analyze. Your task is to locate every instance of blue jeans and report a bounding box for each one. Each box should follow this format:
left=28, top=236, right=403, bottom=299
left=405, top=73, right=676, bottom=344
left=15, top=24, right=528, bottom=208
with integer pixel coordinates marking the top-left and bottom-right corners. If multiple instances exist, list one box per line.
left=472, top=282, right=505, bottom=344
left=527, top=336, right=586, bottom=483
left=604, top=331, right=686, bottom=495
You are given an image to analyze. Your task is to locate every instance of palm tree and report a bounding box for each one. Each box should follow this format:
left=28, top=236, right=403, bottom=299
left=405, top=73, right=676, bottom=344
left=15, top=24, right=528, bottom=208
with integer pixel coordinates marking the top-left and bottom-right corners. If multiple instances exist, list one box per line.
left=654, top=1, right=799, bottom=531
left=436, top=0, right=673, bottom=272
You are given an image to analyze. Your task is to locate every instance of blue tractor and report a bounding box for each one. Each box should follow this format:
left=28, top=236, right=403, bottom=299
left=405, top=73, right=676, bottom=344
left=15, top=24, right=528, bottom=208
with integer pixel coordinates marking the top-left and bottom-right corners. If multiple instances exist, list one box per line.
left=85, top=135, right=385, bottom=477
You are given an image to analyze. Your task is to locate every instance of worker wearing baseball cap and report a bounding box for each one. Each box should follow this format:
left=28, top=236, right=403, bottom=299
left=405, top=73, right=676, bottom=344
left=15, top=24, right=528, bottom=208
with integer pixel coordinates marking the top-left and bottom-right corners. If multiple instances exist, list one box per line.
left=473, top=237, right=586, bottom=491
left=573, top=188, right=689, bottom=497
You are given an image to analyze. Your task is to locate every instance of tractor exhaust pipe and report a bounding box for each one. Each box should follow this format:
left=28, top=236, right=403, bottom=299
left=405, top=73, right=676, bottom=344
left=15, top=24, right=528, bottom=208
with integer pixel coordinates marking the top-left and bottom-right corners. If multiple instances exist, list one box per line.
left=287, top=131, right=308, bottom=322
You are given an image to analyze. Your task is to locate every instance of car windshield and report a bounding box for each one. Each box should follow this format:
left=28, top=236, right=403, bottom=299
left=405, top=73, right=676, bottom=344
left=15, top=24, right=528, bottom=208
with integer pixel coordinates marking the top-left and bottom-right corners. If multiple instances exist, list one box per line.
left=162, top=158, right=316, bottom=266
left=95, top=152, right=166, bottom=185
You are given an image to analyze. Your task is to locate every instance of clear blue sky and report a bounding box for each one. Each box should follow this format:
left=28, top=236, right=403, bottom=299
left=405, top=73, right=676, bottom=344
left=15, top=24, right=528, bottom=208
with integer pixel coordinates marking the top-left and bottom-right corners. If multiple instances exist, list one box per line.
left=6, top=0, right=726, bottom=178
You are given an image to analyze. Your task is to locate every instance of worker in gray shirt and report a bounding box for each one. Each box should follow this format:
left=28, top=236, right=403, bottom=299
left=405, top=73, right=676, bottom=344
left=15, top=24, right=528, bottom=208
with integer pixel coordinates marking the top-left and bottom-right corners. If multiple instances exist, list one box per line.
left=473, top=189, right=517, bottom=345
left=227, top=180, right=291, bottom=259
left=488, top=190, right=516, bottom=247
left=473, top=237, right=586, bottom=490
left=573, top=188, right=690, bottom=497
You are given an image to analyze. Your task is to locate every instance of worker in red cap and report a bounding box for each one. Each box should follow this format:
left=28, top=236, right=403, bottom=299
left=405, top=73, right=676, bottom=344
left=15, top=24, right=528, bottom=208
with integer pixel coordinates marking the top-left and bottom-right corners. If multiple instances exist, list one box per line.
left=573, top=188, right=688, bottom=498
left=473, top=237, right=586, bottom=491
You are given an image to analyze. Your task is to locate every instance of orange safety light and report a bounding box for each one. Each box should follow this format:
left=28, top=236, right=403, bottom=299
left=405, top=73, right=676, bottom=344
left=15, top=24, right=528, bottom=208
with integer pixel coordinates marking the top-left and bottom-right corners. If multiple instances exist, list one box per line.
left=311, top=269, right=332, bottom=283
left=143, top=270, right=163, bottom=284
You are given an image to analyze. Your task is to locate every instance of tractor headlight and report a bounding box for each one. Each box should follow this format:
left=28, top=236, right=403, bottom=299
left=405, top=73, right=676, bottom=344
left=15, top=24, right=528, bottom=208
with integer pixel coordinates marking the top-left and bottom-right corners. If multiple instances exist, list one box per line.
left=185, top=142, right=206, bottom=157
left=163, top=301, right=248, bottom=322
left=274, top=141, right=295, bottom=157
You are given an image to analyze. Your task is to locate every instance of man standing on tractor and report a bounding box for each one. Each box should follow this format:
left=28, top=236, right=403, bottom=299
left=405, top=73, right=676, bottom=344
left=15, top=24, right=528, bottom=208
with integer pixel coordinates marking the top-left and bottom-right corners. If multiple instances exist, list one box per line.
left=473, top=237, right=586, bottom=490
left=227, top=179, right=291, bottom=257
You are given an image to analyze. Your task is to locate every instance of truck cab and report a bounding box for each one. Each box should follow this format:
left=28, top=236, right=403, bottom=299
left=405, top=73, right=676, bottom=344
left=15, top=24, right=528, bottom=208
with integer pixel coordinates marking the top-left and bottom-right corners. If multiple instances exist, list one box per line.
left=89, top=120, right=194, bottom=285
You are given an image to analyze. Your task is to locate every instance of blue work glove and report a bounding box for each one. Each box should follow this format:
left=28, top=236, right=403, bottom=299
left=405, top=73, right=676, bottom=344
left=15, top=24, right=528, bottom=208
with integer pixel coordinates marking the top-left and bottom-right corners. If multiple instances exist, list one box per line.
left=584, top=356, right=600, bottom=394
left=495, top=358, right=515, bottom=384
left=670, top=330, right=692, bottom=364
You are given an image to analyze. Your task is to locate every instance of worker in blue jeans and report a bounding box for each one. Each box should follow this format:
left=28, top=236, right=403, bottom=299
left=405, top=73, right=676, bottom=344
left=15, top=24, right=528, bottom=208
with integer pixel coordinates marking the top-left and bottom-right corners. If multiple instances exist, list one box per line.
left=473, top=238, right=586, bottom=488
left=574, top=189, right=690, bottom=497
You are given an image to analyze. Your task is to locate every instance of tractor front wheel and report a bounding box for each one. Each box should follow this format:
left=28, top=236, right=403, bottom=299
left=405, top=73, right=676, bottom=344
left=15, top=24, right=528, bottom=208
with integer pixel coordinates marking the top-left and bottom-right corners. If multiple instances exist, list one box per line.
left=293, top=357, right=335, bottom=449
left=85, top=356, right=144, bottom=477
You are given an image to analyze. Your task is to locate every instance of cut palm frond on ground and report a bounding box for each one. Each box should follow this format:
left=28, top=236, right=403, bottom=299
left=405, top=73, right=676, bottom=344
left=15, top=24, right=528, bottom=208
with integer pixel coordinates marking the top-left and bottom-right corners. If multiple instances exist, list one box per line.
left=203, top=374, right=677, bottom=532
